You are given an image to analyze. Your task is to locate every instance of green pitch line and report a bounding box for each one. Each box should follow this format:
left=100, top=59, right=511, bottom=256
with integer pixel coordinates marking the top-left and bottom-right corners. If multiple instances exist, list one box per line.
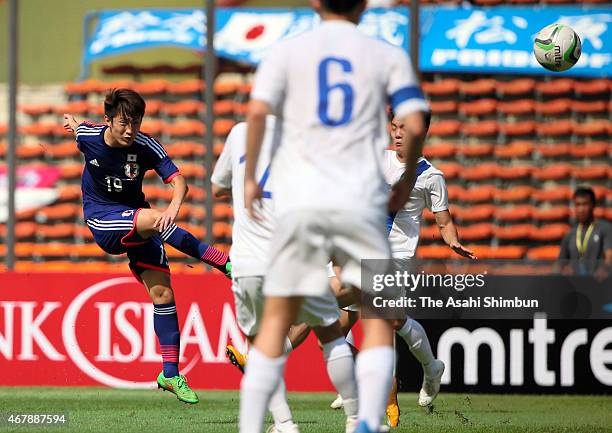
left=0, top=388, right=610, bottom=433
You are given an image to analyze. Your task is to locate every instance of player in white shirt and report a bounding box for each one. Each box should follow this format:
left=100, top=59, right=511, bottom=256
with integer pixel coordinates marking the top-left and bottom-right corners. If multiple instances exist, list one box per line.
left=240, top=1, right=429, bottom=432
left=328, top=111, right=476, bottom=426
left=212, top=117, right=361, bottom=433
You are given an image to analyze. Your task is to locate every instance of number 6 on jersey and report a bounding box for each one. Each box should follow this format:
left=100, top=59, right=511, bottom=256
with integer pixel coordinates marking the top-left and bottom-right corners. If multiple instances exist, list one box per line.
left=318, top=57, right=354, bottom=127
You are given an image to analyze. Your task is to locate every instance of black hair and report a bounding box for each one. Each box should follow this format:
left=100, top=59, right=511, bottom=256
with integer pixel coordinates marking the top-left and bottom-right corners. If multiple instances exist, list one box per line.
left=320, top=0, right=364, bottom=14
left=104, top=88, right=146, bottom=121
left=574, top=186, right=596, bottom=205
left=387, top=106, right=431, bottom=134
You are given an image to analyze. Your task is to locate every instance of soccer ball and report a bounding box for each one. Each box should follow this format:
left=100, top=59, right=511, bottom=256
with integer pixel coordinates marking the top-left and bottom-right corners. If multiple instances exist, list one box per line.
left=533, top=24, right=582, bottom=72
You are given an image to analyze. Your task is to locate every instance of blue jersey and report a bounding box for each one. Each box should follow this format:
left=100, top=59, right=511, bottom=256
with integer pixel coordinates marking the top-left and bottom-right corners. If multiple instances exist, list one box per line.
left=76, top=122, right=179, bottom=219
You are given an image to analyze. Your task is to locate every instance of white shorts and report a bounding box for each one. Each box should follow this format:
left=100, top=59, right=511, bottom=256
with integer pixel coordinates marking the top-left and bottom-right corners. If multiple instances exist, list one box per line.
left=264, top=210, right=391, bottom=298
left=233, top=276, right=340, bottom=336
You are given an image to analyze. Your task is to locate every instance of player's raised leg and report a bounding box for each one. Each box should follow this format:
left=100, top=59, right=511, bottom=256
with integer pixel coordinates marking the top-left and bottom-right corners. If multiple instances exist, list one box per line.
left=135, top=208, right=232, bottom=277
left=139, top=267, right=198, bottom=404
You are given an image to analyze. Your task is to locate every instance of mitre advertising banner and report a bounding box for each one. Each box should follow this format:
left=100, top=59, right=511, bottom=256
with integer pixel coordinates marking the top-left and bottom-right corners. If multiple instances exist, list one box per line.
left=1, top=273, right=610, bottom=393
left=419, top=6, right=611, bottom=77
left=82, top=7, right=610, bottom=77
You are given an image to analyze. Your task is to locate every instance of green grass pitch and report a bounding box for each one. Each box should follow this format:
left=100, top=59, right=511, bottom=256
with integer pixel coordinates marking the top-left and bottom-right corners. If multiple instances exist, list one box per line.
left=0, top=388, right=610, bottom=433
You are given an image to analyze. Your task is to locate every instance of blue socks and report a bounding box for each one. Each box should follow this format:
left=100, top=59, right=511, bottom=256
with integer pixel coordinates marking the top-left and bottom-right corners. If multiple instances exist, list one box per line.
left=154, top=302, right=180, bottom=378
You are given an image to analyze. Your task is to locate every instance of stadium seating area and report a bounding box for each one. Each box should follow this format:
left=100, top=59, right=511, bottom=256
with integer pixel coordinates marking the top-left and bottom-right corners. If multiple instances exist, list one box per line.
left=0, top=72, right=610, bottom=271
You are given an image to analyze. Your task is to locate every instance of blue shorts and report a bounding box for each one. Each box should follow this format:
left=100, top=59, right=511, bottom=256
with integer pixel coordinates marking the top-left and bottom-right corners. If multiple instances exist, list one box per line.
left=86, top=207, right=170, bottom=280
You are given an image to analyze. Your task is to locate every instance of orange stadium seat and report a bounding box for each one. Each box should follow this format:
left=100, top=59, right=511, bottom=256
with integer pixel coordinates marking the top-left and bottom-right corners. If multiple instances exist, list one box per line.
left=572, top=165, right=610, bottom=180
left=0, top=142, right=6, bottom=156
left=536, top=120, right=574, bottom=137
left=134, top=79, right=169, bottom=96
left=214, top=119, right=236, bottom=137
left=572, top=100, right=607, bottom=115
left=494, top=141, right=534, bottom=159
left=32, top=242, right=73, bottom=259
left=188, top=186, right=206, bottom=201
left=60, top=162, right=84, bottom=179
left=238, top=82, right=253, bottom=96
left=141, top=120, right=164, bottom=137
left=494, top=186, right=533, bottom=203
left=16, top=144, right=46, bottom=159
left=36, top=203, right=81, bottom=221
left=574, top=79, right=610, bottom=96
left=452, top=204, right=495, bottom=222
left=536, top=79, right=574, bottom=97
left=214, top=80, right=240, bottom=96
left=37, top=223, right=76, bottom=239
left=591, top=185, right=608, bottom=202
left=48, top=141, right=79, bottom=159
left=213, top=203, right=234, bottom=220
left=461, top=120, right=498, bottom=137
left=569, top=141, right=608, bottom=158
left=535, top=98, right=572, bottom=116
left=429, top=100, right=458, bottom=115
left=532, top=206, right=571, bottom=222
left=179, top=163, right=206, bottom=179
left=494, top=224, right=533, bottom=241
left=16, top=208, right=38, bottom=221
left=536, top=143, right=570, bottom=158
left=74, top=225, right=94, bottom=241
left=163, top=100, right=204, bottom=117
left=164, top=120, right=205, bottom=137
left=214, top=100, right=236, bottom=116
left=458, top=223, right=494, bottom=241
left=460, top=79, right=496, bottom=96
left=459, top=99, right=497, bottom=117
left=166, top=79, right=204, bottom=95
left=166, top=141, right=199, bottom=159
left=497, top=99, right=535, bottom=116
left=526, top=245, right=560, bottom=260
left=459, top=185, right=496, bottom=203
left=213, top=222, right=232, bottom=238
left=422, top=78, right=460, bottom=97
left=183, top=204, right=206, bottom=220
left=496, top=78, right=536, bottom=97
left=233, top=101, right=249, bottom=117
left=436, top=162, right=461, bottom=179
left=530, top=223, right=570, bottom=242
left=0, top=123, right=6, bottom=136
left=499, top=120, right=536, bottom=137
left=532, top=163, right=572, bottom=181
left=72, top=243, right=107, bottom=258
left=0, top=222, right=37, bottom=239
left=20, top=103, right=52, bottom=116
left=496, top=165, right=533, bottom=180
left=495, top=205, right=533, bottom=222
left=456, top=143, right=494, bottom=158
left=416, top=245, right=453, bottom=260
left=459, top=163, right=497, bottom=182
left=53, top=100, right=90, bottom=116
left=419, top=224, right=442, bottom=242
left=20, top=122, right=56, bottom=137
left=64, top=79, right=104, bottom=96
left=532, top=185, right=572, bottom=202
left=423, top=142, right=455, bottom=159
left=573, top=120, right=610, bottom=137
left=429, top=120, right=461, bottom=137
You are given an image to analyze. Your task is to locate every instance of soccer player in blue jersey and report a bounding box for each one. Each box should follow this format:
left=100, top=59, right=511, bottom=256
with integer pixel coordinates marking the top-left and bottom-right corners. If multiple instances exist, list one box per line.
left=63, top=88, right=232, bottom=404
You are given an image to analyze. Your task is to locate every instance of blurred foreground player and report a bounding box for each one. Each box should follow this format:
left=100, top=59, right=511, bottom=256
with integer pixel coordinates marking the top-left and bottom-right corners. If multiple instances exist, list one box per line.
left=63, top=88, right=231, bottom=404
left=240, top=0, right=429, bottom=431
left=213, top=117, right=360, bottom=433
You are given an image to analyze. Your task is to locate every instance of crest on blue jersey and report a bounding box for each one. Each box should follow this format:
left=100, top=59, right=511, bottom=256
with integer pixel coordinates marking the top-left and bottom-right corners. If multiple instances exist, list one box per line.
left=124, top=162, right=140, bottom=179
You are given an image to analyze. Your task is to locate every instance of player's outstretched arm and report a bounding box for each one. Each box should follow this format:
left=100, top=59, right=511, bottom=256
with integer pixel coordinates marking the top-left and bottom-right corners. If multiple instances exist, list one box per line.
left=63, top=114, right=79, bottom=138
left=434, top=210, right=476, bottom=259
left=244, top=100, right=268, bottom=219
left=154, top=174, right=188, bottom=232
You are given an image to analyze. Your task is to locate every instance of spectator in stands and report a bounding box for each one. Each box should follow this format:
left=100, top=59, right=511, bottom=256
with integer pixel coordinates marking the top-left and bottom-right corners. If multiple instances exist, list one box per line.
left=558, top=186, right=612, bottom=276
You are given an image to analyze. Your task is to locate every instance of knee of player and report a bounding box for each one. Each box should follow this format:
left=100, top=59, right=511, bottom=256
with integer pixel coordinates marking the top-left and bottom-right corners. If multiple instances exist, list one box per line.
left=150, top=285, right=175, bottom=303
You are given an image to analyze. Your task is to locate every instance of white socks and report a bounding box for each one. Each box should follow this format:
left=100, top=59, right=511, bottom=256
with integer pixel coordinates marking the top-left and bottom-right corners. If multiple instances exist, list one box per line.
left=322, top=337, right=358, bottom=418
left=240, top=348, right=287, bottom=433
left=268, top=378, right=294, bottom=429
left=355, top=346, right=394, bottom=431
left=396, top=318, right=436, bottom=375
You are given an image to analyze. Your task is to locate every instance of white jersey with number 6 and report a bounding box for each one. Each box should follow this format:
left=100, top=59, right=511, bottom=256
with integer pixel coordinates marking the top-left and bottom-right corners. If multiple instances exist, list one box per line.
left=251, top=21, right=429, bottom=218
left=210, top=116, right=280, bottom=278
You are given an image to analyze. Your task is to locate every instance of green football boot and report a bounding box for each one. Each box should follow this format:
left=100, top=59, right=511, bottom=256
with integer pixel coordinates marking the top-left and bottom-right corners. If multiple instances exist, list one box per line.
left=156, top=372, right=199, bottom=404
left=224, top=260, right=232, bottom=279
